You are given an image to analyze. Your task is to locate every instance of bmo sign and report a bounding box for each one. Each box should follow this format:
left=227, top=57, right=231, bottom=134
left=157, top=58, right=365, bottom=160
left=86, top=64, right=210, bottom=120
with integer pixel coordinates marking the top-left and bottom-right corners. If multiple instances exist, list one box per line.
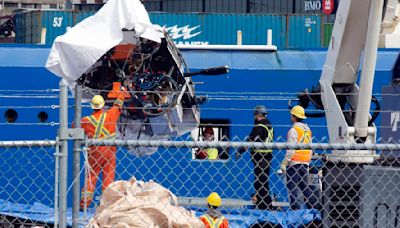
left=304, top=0, right=335, bottom=15
left=305, top=0, right=322, bottom=11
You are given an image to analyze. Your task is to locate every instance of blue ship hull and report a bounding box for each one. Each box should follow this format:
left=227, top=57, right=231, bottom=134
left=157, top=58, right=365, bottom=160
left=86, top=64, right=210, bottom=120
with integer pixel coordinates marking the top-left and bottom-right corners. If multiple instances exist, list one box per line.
left=0, top=45, right=398, bottom=207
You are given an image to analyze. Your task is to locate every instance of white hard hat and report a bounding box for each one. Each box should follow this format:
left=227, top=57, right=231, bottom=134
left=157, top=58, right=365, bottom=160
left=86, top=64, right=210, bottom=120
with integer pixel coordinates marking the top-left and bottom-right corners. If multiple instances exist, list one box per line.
left=90, top=95, right=105, bottom=110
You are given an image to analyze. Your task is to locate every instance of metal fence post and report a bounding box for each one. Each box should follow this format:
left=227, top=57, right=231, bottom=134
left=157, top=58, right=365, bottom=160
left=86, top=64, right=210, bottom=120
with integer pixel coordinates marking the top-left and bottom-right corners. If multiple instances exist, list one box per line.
left=72, top=84, right=82, bottom=228
left=58, top=79, right=69, bottom=228
left=54, top=137, right=60, bottom=228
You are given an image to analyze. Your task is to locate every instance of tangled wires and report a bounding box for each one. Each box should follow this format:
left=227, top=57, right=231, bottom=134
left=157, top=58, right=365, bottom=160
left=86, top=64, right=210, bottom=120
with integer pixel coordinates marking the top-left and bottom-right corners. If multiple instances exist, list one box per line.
left=127, top=72, right=179, bottom=116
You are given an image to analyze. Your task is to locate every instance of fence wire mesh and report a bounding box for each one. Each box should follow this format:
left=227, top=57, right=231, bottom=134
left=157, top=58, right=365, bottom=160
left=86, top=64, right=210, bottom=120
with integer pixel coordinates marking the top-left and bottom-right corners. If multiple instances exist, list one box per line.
left=0, top=141, right=57, bottom=228
left=0, top=86, right=399, bottom=227
left=77, top=138, right=400, bottom=228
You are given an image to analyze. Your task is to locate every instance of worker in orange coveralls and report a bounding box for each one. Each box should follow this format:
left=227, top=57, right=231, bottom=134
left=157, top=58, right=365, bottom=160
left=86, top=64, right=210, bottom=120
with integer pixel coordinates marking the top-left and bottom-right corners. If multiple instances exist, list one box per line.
left=80, top=88, right=129, bottom=209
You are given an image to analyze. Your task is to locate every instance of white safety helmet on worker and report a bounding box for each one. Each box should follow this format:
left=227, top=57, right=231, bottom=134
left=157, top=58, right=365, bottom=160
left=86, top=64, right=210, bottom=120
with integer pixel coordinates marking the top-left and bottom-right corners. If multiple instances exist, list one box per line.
left=91, top=95, right=105, bottom=110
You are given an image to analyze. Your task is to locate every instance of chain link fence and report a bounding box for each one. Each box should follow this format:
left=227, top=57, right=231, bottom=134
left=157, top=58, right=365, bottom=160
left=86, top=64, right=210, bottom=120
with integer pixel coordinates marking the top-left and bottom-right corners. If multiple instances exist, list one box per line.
left=0, top=83, right=399, bottom=228
left=0, top=140, right=58, bottom=228
left=76, top=138, right=400, bottom=228
left=1, top=137, right=399, bottom=227
left=0, top=85, right=63, bottom=228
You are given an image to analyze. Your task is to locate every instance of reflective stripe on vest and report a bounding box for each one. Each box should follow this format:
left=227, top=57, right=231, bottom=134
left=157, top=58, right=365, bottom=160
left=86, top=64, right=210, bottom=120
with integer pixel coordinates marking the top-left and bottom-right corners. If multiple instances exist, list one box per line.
left=201, top=214, right=225, bottom=228
left=291, top=125, right=312, bottom=162
left=254, top=124, right=274, bottom=153
left=86, top=113, right=116, bottom=139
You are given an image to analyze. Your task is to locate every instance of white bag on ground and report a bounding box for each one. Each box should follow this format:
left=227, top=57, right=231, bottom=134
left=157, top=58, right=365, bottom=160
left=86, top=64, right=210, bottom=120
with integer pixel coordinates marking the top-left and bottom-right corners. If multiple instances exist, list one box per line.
left=87, top=178, right=204, bottom=228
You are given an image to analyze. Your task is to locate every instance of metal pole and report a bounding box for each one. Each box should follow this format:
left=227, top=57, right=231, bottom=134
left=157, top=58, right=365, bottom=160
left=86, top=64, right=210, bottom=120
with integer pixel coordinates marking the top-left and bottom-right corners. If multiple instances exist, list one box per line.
left=58, top=79, right=69, bottom=228
left=54, top=137, right=60, bottom=228
left=354, top=0, right=384, bottom=137
left=83, top=146, right=88, bottom=220
left=72, top=84, right=82, bottom=228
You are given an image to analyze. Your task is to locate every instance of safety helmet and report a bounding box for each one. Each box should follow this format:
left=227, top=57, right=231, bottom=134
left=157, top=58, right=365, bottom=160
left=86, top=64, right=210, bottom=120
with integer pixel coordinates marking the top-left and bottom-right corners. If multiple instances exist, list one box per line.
left=91, top=95, right=105, bottom=110
left=203, top=127, right=214, bottom=135
left=254, top=105, right=268, bottom=115
left=290, top=105, right=307, bottom=119
left=206, top=192, right=221, bottom=207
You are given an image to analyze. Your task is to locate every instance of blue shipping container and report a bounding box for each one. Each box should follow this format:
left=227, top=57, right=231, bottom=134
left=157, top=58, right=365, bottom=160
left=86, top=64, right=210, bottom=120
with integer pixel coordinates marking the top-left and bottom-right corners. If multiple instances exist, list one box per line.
left=42, top=11, right=74, bottom=45
left=14, top=11, right=41, bottom=44
left=72, top=12, right=287, bottom=47
left=15, top=11, right=330, bottom=49
left=14, top=10, right=74, bottom=45
left=150, top=13, right=287, bottom=47
left=74, top=11, right=94, bottom=25
left=287, top=15, right=322, bottom=48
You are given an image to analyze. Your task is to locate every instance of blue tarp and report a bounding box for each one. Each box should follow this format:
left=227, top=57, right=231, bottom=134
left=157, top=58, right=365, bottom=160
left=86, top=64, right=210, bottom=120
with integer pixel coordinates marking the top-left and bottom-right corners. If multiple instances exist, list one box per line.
left=0, top=199, right=95, bottom=227
left=190, top=207, right=321, bottom=228
left=0, top=200, right=321, bottom=228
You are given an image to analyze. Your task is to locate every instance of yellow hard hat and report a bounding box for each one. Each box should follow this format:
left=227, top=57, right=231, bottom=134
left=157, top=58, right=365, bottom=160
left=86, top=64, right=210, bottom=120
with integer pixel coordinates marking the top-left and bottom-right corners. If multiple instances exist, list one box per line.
left=91, top=95, right=105, bottom=110
left=290, top=105, right=306, bottom=119
left=206, top=192, right=221, bottom=207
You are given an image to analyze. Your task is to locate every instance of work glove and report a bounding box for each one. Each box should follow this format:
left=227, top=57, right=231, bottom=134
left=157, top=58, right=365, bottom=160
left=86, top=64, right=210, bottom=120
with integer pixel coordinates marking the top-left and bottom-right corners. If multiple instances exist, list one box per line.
left=120, top=86, right=130, bottom=98
left=280, top=159, right=288, bottom=174
left=108, top=82, right=131, bottom=99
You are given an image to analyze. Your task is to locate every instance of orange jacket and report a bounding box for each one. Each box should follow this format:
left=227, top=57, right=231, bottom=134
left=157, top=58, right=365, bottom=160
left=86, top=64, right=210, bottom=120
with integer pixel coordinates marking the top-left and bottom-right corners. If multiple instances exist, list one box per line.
left=81, top=93, right=125, bottom=144
left=200, top=214, right=229, bottom=228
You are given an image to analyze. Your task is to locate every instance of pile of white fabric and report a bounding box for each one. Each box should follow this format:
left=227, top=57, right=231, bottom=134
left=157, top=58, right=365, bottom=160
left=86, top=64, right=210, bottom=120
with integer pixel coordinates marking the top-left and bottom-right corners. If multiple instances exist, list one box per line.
left=46, top=0, right=164, bottom=88
left=87, top=178, right=204, bottom=228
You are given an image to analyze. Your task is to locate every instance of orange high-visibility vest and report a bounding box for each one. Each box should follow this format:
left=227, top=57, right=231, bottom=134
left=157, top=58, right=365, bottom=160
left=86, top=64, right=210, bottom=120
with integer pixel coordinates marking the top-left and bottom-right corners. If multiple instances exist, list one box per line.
left=200, top=214, right=228, bottom=228
left=81, top=95, right=125, bottom=140
left=291, top=125, right=312, bottom=163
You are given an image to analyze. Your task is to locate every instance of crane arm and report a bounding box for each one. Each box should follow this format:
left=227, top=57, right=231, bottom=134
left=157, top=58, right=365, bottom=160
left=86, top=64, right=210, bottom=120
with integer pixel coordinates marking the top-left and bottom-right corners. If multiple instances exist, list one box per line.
left=313, top=0, right=398, bottom=162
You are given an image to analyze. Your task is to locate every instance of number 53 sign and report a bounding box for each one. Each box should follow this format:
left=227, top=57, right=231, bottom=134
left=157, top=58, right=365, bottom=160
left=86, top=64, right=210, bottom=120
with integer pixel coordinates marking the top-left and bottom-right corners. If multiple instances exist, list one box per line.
left=53, top=17, right=64, bottom=27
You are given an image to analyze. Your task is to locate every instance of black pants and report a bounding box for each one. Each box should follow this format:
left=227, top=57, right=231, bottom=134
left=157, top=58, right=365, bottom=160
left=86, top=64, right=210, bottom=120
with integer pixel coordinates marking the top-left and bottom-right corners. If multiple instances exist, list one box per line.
left=251, top=151, right=273, bottom=210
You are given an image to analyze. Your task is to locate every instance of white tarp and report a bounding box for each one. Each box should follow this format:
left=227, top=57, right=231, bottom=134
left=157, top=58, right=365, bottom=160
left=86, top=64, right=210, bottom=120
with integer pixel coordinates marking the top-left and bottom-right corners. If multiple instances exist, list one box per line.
left=45, top=0, right=164, bottom=87
left=88, top=178, right=203, bottom=228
